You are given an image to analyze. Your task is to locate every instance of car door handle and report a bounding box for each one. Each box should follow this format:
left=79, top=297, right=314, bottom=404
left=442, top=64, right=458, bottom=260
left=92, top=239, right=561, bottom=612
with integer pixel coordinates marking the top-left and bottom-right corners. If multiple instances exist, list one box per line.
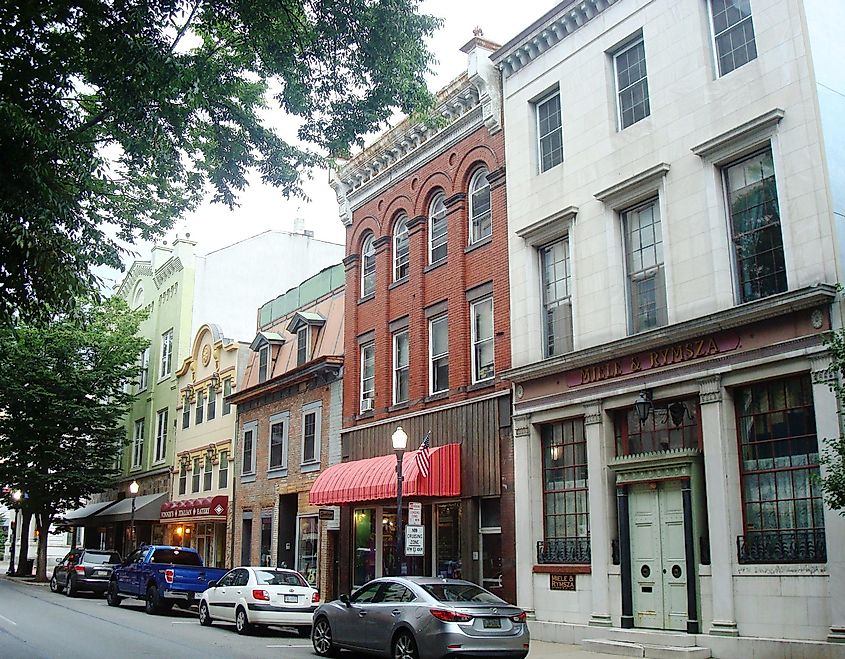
left=358, top=610, right=367, bottom=617
left=391, top=609, right=401, bottom=616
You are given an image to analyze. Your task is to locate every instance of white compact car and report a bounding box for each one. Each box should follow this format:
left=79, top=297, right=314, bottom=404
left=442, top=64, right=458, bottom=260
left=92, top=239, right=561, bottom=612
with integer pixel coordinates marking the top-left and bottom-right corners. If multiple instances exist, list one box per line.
left=198, top=566, right=318, bottom=636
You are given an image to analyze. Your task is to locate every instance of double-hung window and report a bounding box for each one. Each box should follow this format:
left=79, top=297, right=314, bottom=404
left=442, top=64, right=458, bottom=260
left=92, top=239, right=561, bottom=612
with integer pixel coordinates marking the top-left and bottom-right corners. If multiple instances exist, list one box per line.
left=469, top=169, right=492, bottom=244
left=195, top=388, right=205, bottom=425
left=536, top=92, right=563, bottom=172
left=710, top=0, right=757, bottom=76
left=182, top=394, right=191, bottom=429
left=301, top=402, right=322, bottom=466
left=724, top=148, right=786, bottom=303
left=258, top=345, right=269, bottom=383
left=203, top=455, right=213, bottom=491
left=178, top=462, right=187, bottom=495
left=192, top=457, right=201, bottom=493
left=623, top=198, right=667, bottom=333
left=360, top=343, right=375, bottom=413
left=242, top=422, right=257, bottom=475
left=471, top=297, right=494, bottom=383
left=160, top=329, right=173, bottom=378
left=268, top=412, right=289, bottom=472
left=540, top=239, right=573, bottom=356
left=218, top=450, right=229, bottom=489
left=297, top=326, right=309, bottom=366
left=223, top=379, right=232, bottom=415
left=132, top=419, right=145, bottom=468
left=393, top=330, right=409, bottom=404
left=394, top=215, right=409, bottom=281
left=429, top=315, right=449, bottom=395
left=614, top=37, right=650, bottom=129
left=137, top=348, right=150, bottom=392
left=154, top=408, right=168, bottom=463
left=207, top=385, right=216, bottom=421
left=361, top=234, right=376, bottom=297
left=429, top=194, right=448, bottom=264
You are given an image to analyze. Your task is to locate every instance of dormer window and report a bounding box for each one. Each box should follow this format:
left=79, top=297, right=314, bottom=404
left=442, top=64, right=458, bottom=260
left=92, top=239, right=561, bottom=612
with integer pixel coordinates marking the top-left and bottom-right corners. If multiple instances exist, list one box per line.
left=286, top=312, right=325, bottom=368
left=249, top=331, right=285, bottom=385
left=258, top=345, right=269, bottom=383
left=297, top=326, right=309, bottom=366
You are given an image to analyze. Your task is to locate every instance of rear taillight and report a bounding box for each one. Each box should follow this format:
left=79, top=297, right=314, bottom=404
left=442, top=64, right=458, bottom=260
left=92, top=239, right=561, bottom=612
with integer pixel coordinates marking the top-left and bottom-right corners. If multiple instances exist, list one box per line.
left=430, top=608, right=474, bottom=623
left=164, top=569, right=174, bottom=584
left=74, top=565, right=85, bottom=575
left=510, top=611, right=527, bottom=623
left=252, top=589, right=270, bottom=601
left=311, top=591, right=320, bottom=604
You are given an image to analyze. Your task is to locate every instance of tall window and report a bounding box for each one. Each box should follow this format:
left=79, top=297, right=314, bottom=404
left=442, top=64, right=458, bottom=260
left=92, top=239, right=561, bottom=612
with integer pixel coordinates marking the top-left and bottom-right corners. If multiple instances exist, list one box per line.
left=191, top=457, right=201, bottom=493
left=223, top=379, right=232, bottom=415
left=269, top=413, right=288, bottom=471
left=195, top=388, right=205, bottom=424
left=296, top=326, right=309, bottom=366
left=182, top=394, right=191, bottom=429
left=393, top=330, right=409, bottom=404
left=614, top=37, right=650, bottom=129
left=138, top=348, right=150, bottom=392
left=154, top=408, right=168, bottom=463
left=203, top=456, right=213, bottom=491
left=429, top=315, right=449, bottom=395
left=471, top=297, right=494, bottom=383
left=132, top=419, right=145, bottom=468
left=207, top=385, right=216, bottom=421
left=302, top=403, right=322, bottom=465
left=178, top=462, right=187, bottom=495
left=160, top=329, right=173, bottom=378
left=242, top=424, right=256, bottom=475
left=258, top=345, right=269, bottom=383
left=539, top=420, right=590, bottom=563
left=429, top=193, right=448, bottom=264
left=393, top=215, right=409, bottom=281
left=710, top=0, right=757, bottom=76
left=725, top=148, right=786, bottom=303
left=615, top=398, right=699, bottom=456
left=736, top=375, right=825, bottom=563
left=624, top=199, right=667, bottom=333
left=469, top=169, right=492, bottom=244
left=536, top=92, right=563, bottom=172
left=218, top=450, right=229, bottom=489
left=361, top=234, right=376, bottom=297
left=541, top=239, right=573, bottom=357
left=360, top=343, right=375, bottom=412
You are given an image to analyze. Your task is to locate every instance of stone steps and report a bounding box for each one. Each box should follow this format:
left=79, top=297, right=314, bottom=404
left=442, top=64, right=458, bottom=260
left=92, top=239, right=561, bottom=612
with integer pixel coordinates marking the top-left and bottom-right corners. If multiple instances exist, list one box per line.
left=583, top=639, right=711, bottom=659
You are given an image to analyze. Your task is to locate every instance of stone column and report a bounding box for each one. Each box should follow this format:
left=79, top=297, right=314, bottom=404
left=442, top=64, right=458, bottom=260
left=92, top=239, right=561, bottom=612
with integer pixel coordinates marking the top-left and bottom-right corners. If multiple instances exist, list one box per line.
left=512, top=413, right=535, bottom=613
left=585, top=401, right=612, bottom=627
left=809, top=355, right=845, bottom=643
left=698, top=375, right=738, bottom=636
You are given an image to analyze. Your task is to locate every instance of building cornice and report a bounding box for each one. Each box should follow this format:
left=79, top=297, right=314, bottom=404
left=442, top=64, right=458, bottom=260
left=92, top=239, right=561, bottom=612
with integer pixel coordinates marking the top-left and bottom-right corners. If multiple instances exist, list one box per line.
left=227, top=356, right=343, bottom=405
left=116, top=261, right=153, bottom=300
left=152, top=256, right=184, bottom=289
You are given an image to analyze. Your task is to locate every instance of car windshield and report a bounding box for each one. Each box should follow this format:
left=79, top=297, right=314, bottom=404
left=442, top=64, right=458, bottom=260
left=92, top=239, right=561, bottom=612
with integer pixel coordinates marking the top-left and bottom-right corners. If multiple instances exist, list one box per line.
left=85, top=552, right=121, bottom=564
left=150, top=549, right=202, bottom=566
left=421, top=583, right=506, bottom=604
left=254, top=570, right=307, bottom=587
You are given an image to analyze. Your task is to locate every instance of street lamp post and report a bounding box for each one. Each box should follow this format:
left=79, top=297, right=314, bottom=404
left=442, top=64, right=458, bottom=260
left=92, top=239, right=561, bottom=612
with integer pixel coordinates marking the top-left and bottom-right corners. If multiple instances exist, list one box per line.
left=391, top=426, right=408, bottom=577
left=7, top=490, right=21, bottom=576
left=129, top=481, right=139, bottom=550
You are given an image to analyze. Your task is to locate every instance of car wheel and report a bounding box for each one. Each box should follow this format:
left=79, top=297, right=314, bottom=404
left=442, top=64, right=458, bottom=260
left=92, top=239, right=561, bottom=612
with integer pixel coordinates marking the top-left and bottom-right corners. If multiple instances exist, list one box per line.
left=50, top=575, right=64, bottom=594
left=145, top=584, right=161, bottom=615
left=235, top=607, right=253, bottom=635
left=393, top=630, right=419, bottom=659
left=106, top=581, right=122, bottom=607
left=198, top=601, right=213, bottom=627
left=297, top=625, right=312, bottom=638
left=312, top=617, right=340, bottom=657
left=66, top=575, right=77, bottom=598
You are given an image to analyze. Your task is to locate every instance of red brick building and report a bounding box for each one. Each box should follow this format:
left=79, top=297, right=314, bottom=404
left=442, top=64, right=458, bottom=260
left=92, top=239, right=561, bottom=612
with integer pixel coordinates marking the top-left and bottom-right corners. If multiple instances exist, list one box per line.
left=313, top=37, right=517, bottom=603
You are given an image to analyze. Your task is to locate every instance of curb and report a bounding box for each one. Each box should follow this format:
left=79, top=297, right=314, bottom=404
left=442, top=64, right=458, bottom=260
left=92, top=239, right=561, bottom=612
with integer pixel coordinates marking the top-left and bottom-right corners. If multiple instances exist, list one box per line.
left=0, top=573, right=50, bottom=587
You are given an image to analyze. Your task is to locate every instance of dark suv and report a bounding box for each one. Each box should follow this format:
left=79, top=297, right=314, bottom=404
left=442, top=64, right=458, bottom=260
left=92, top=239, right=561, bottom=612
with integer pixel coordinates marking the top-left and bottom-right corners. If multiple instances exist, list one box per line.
left=50, top=549, right=122, bottom=597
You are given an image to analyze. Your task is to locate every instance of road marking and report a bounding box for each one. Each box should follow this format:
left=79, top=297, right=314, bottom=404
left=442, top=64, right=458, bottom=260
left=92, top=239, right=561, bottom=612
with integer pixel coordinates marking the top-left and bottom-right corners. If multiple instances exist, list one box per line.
left=171, top=621, right=195, bottom=624
left=266, top=644, right=310, bottom=648
left=0, top=613, right=17, bottom=626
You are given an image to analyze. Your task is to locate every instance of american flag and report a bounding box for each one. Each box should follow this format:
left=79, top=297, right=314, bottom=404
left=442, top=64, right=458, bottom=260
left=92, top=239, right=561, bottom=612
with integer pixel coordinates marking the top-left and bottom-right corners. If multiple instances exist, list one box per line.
left=415, top=432, right=432, bottom=479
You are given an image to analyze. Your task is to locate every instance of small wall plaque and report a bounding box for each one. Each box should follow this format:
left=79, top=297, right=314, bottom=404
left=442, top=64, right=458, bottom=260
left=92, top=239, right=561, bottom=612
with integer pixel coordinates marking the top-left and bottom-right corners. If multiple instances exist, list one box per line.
left=550, top=574, right=576, bottom=591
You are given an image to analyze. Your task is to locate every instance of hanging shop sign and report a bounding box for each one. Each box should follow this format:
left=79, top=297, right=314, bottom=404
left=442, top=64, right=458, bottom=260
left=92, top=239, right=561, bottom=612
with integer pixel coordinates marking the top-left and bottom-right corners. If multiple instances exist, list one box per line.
left=405, top=525, right=424, bottom=556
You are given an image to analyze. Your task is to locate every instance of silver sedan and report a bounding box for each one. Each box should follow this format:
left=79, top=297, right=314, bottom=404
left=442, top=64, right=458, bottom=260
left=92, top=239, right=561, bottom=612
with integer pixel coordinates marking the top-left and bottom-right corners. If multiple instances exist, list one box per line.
left=312, top=576, right=529, bottom=659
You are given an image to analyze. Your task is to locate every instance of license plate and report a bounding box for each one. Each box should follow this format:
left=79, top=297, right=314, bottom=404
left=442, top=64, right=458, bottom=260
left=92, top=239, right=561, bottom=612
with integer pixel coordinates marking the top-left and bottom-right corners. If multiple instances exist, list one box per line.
left=482, top=618, right=502, bottom=629
left=284, top=595, right=298, bottom=603
left=94, top=570, right=108, bottom=577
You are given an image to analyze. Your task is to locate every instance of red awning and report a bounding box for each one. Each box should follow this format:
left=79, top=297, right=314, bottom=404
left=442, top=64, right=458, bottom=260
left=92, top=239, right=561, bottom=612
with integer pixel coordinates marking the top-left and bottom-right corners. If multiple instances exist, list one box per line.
left=159, top=495, right=229, bottom=523
left=309, top=443, right=461, bottom=506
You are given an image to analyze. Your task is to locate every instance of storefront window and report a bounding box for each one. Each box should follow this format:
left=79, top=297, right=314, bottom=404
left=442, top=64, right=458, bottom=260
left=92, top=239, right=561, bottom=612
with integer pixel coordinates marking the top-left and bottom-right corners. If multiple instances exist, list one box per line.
left=436, top=502, right=461, bottom=579
left=297, top=516, right=318, bottom=586
left=614, top=398, right=699, bottom=456
left=382, top=511, right=399, bottom=576
left=480, top=499, right=502, bottom=591
left=354, top=508, right=376, bottom=587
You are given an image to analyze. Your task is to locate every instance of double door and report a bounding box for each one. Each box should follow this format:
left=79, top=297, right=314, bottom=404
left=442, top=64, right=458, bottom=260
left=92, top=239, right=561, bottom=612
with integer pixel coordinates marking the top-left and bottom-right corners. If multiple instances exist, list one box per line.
left=629, top=480, right=688, bottom=631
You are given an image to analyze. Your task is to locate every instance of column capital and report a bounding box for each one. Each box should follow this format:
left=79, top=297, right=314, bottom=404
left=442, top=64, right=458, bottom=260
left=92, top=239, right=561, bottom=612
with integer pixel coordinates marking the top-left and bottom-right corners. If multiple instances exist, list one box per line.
left=698, top=375, right=722, bottom=404
left=583, top=401, right=603, bottom=425
left=810, top=353, right=836, bottom=385
left=512, top=414, right=530, bottom=438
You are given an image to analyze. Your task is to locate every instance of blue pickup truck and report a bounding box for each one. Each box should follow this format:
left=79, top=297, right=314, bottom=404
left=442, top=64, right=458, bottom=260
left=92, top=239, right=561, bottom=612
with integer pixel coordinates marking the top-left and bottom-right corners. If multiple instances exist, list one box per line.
left=106, top=545, right=228, bottom=615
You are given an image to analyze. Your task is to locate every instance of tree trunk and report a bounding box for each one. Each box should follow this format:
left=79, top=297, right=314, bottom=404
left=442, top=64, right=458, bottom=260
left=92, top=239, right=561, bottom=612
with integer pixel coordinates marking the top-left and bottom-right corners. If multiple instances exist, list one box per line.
left=34, top=512, right=51, bottom=582
left=15, top=510, right=31, bottom=576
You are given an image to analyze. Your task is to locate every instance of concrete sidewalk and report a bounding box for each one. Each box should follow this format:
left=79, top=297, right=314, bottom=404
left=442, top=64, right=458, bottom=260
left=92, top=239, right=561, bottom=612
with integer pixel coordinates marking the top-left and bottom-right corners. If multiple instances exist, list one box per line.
left=528, top=640, right=617, bottom=658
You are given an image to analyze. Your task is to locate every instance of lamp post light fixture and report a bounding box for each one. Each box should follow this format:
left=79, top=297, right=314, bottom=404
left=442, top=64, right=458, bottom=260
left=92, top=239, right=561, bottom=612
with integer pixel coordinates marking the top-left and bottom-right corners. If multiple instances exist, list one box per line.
left=634, top=389, right=693, bottom=428
left=129, top=480, right=139, bottom=550
left=391, top=426, right=408, bottom=577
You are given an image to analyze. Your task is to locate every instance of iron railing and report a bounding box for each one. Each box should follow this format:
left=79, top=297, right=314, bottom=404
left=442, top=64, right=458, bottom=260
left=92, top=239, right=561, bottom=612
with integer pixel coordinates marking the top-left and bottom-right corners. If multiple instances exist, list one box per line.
left=737, top=529, right=826, bottom=564
left=537, top=537, right=591, bottom=564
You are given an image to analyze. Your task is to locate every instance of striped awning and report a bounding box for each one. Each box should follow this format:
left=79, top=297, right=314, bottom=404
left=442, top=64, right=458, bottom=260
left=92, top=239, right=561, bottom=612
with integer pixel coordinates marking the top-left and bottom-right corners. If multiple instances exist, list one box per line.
left=308, top=443, right=461, bottom=506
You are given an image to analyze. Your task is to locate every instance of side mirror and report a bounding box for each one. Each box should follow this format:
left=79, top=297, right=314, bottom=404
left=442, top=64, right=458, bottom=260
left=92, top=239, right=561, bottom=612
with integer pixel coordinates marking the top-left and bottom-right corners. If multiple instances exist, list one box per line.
left=207, top=581, right=217, bottom=589
left=55, top=558, right=62, bottom=564
left=339, top=593, right=350, bottom=607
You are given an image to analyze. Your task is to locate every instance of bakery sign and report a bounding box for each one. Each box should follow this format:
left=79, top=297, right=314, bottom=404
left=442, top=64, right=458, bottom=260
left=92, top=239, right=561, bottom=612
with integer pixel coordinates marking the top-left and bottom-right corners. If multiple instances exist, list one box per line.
left=160, top=495, right=228, bottom=522
left=567, top=332, right=741, bottom=388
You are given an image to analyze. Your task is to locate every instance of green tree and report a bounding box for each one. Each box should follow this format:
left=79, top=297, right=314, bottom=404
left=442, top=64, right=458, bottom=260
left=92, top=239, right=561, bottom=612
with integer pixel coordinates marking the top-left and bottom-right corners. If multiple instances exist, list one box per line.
left=1, top=0, right=440, bottom=324
left=820, top=327, right=845, bottom=513
left=0, top=296, right=148, bottom=581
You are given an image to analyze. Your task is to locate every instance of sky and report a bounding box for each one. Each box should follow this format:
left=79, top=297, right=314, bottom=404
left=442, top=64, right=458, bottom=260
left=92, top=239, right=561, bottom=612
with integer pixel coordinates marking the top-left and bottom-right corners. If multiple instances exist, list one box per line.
left=104, top=0, right=558, bottom=289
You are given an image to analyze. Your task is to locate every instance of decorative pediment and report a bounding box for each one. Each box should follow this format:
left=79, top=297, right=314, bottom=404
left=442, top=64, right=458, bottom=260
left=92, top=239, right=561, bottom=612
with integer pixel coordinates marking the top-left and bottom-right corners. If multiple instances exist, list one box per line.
left=249, top=331, right=285, bottom=352
left=116, top=261, right=153, bottom=300
left=286, top=311, right=326, bottom=334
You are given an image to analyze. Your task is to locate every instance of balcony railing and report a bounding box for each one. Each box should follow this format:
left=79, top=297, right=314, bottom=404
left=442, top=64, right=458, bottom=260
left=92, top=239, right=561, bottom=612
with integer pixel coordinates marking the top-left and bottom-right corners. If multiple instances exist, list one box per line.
left=737, top=529, right=826, bottom=564
left=537, top=537, right=591, bottom=564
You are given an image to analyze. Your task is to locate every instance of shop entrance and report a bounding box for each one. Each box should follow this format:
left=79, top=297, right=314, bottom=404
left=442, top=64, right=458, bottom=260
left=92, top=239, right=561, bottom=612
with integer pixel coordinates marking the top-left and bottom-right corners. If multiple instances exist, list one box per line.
left=629, top=481, right=687, bottom=631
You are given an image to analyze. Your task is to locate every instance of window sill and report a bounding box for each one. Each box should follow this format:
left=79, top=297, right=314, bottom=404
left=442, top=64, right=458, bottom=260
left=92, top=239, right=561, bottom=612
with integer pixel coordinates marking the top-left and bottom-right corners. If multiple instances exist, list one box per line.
left=466, top=379, right=495, bottom=393
left=465, top=235, right=492, bottom=254
left=532, top=564, right=591, bottom=574
left=301, top=461, right=321, bottom=474
left=358, top=293, right=375, bottom=305
left=240, top=473, right=256, bottom=484
left=389, top=278, right=408, bottom=291
left=388, top=402, right=410, bottom=413
left=267, top=467, right=288, bottom=479
left=130, top=465, right=143, bottom=472
left=151, top=460, right=166, bottom=468
left=424, top=259, right=447, bottom=274
left=424, top=391, right=449, bottom=403
left=356, top=410, right=375, bottom=421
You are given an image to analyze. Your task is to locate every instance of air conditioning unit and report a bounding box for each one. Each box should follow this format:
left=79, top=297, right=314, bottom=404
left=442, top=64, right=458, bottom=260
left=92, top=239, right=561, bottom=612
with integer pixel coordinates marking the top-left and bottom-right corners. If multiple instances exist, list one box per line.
left=360, top=398, right=373, bottom=412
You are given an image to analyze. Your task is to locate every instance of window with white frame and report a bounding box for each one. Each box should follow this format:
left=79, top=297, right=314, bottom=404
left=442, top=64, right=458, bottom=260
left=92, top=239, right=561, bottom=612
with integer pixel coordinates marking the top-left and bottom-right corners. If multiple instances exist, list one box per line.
left=536, top=92, right=563, bottom=172
left=268, top=412, right=289, bottom=471
left=160, top=329, right=173, bottom=378
left=469, top=169, right=492, bottom=244
left=203, top=455, right=213, bottom=490
left=218, top=450, right=229, bottom=489
left=394, top=215, right=409, bottom=281
left=471, top=297, right=494, bottom=383
left=361, top=234, right=376, bottom=297
left=360, top=342, right=375, bottom=413
left=154, top=408, right=168, bottom=463
left=710, top=0, right=757, bottom=76
left=429, top=315, right=449, bottom=395
left=393, top=330, right=409, bottom=404
left=192, top=457, right=201, bottom=493
left=724, top=147, right=786, bottom=303
left=207, top=384, right=216, bottom=421
left=429, top=193, right=447, bottom=264
left=137, top=347, right=150, bottom=392
left=296, top=326, right=309, bottom=366
left=178, top=462, right=187, bottom=495
left=302, top=402, right=322, bottom=465
left=614, top=37, right=650, bottom=129
left=540, top=238, right=573, bottom=357
left=624, top=198, right=667, bottom=333
left=242, top=422, right=257, bottom=475
left=195, top=388, right=205, bottom=424
left=258, top=345, right=269, bottom=383
left=223, top=379, right=232, bottom=415
left=182, top=393, right=191, bottom=429
left=132, top=418, right=145, bottom=468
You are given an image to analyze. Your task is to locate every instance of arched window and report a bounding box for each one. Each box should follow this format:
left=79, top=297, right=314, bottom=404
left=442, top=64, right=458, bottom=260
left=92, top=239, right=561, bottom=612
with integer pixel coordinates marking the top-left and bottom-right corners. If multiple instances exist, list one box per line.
left=361, top=234, right=376, bottom=297
left=469, top=168, right=492, bottom=244
left=429, top=193, right=447, bottom=264
left=393, top=215, right=409, bottom=281
left=132, top=285, right=144, bottom=309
